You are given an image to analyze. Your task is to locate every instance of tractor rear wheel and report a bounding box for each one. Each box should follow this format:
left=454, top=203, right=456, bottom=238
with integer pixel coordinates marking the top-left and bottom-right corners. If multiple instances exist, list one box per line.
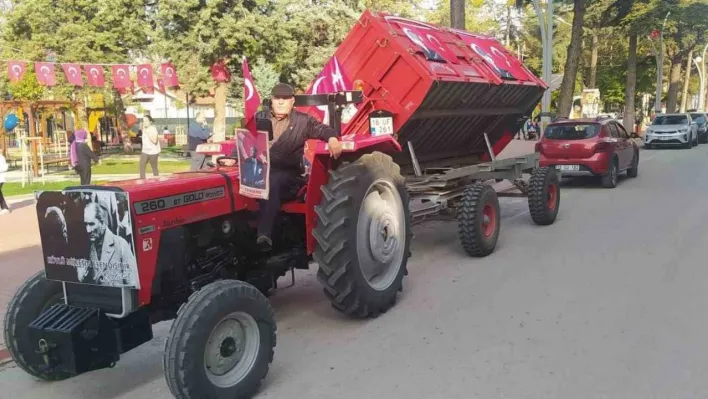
left=3, top=270, right=70, bottom=381
left=163, top=280, right=276, bottom=399
left=457, top=183, right=501, bottom=257
left=528, top=166, right=561, bottom=225
left=314, top=152, right=412, bottom=318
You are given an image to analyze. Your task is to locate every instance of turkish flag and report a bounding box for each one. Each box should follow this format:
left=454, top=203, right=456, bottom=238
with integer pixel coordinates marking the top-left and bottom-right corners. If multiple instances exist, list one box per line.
left=62, top=63, right=83, bottom=86
left=35, top=62, right=57, bottom=86
left=157, top=78, right=166, bottom=94
left=400, top=25, right=455, bottom=64
left=242, top=57, right=261, bottom=134
left=303, top=55, right=357, bottom=126
left=160, top=62, right=179, bottom=88
left=7, top=61, right=26, bottom=83
left=212, top=60, right=232, bottom=83
left=136, top=64, right=154, bottom=88
left=112, top=65, right=131, bottom=88
left=84, top=64, right=105, bottom=87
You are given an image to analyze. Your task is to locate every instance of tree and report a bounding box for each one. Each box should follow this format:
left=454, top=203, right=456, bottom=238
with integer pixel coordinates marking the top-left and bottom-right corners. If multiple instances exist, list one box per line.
left=556, top=0, right=587, bottom=118
left=603, top=0, right=663, bottom=130
left=661, top=1, right=708, bottom=112
left=2, top=0, right=150, bottom=150
left=152, top=0, right=363, bottom=141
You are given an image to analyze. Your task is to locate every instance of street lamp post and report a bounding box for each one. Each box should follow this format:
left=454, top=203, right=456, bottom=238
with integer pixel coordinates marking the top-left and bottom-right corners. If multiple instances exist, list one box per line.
left=654, top=11, right=670, bottom=113
left=699, top=43, right=708, bottom=111
left=532, top=0, right=553, bottom=129
left=694, top=55, right=705, bottom=112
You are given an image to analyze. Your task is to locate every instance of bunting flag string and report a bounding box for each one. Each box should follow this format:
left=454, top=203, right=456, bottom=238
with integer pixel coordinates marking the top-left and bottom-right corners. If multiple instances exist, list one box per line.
left=0, top=59, right=180, bottom=91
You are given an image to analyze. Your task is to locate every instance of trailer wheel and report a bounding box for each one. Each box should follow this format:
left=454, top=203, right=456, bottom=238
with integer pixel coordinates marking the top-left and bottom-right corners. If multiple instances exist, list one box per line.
left=314, top=152, right=411, bottom=318
left=457, top=183, right=501, bottom=257
left=3, top=270, right=70, bottom=381
left=528, top=167, right=560, bottom=225
left=164, top=280, right=276, bottom=399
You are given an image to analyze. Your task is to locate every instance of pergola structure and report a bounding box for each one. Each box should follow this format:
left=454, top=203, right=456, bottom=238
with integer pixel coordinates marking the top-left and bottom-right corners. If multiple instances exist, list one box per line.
left=0, top=99, right=84, bottom=176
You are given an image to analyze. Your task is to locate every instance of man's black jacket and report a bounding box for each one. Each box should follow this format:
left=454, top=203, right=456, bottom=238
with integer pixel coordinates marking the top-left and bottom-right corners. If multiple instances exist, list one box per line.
left=267, top=110, right=338, bottom=173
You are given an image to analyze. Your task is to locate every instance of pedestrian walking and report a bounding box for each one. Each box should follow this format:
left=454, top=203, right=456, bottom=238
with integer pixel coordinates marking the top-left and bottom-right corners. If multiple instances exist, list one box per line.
left=0, top=152, right=10, bottom=215
left=139, top=114, right=161, bottom=179
left=188, top=112, right=212, bottom=171
left=70, top=128, right=100, bottom=185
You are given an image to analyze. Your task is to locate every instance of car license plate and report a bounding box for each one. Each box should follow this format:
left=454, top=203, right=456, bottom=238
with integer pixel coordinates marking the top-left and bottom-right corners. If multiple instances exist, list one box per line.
left=556, top=165, right=580, bottom=172
left=659, top=136, right=672, bottom=140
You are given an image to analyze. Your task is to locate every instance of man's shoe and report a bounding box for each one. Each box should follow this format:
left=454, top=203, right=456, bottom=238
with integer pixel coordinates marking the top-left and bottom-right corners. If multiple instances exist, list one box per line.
left=256, top=235, right=272, bottom=252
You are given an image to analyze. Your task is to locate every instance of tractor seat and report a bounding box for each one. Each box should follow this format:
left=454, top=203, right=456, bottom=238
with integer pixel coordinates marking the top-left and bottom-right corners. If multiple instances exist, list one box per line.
left=280, top=175, right=308, bottom=214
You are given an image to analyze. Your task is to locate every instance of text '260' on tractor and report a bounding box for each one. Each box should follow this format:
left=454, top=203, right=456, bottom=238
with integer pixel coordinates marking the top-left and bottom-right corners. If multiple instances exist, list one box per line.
left=4, top=9, right=560, bottom=399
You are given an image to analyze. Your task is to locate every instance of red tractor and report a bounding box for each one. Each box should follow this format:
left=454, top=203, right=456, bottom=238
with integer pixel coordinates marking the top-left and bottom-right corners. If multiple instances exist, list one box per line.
left=4, top=10, right=560, bottom=399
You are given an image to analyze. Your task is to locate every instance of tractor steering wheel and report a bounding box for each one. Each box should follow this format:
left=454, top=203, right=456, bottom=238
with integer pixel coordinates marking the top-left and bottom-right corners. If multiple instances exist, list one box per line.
left=215, top=156, right=239, bottom=168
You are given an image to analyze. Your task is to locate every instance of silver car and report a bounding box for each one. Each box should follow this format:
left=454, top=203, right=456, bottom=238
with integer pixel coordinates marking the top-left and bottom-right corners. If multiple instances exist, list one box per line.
left=644, top=113, right=698, bottom=149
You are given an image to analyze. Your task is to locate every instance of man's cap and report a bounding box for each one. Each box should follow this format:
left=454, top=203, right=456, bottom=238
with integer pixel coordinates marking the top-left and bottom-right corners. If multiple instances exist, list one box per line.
left=271, top=83, right=295, bottom=97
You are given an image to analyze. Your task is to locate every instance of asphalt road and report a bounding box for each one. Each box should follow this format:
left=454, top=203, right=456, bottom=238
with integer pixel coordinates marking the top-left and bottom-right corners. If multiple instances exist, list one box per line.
left=3, top=143, right=708, bottom=398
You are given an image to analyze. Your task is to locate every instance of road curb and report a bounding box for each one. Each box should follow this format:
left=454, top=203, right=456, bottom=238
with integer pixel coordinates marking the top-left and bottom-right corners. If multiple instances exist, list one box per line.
left=0, top=345, right=12, bottom=365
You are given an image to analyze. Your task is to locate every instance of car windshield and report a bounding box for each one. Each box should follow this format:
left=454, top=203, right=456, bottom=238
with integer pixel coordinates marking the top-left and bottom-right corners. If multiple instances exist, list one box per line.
left=690, top=114, right=705, bottom=123
left=544, top=124, right=600, bottom=140
left=653, top=115, right=689, bottom=125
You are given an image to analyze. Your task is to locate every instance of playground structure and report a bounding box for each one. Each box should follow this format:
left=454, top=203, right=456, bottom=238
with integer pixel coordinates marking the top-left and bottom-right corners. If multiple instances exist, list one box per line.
left=0, top=100, right=86, bottom=181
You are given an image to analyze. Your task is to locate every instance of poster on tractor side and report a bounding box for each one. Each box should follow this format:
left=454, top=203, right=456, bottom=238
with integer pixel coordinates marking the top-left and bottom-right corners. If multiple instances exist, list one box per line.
left=36, top=189, right=140, bottom=288
left=235, top=128, right=270, bottom=200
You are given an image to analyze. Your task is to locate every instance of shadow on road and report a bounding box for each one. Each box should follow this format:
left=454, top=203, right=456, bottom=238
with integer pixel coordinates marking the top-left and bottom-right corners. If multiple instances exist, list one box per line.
left=8, top=199, right=35, bottom=211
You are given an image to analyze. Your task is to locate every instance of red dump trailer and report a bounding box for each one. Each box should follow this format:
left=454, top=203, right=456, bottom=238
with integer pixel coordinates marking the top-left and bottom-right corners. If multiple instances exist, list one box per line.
left=298, top=10, right=548, bottom=168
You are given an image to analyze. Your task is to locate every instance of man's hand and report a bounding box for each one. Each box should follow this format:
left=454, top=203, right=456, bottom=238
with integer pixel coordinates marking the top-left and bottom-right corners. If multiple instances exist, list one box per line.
left=328, top=137, right=343, bottom=159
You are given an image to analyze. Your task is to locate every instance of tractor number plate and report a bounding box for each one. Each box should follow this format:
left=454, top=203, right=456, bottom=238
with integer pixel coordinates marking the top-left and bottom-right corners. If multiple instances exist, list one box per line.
left=370, top=116, right=394, bottom=137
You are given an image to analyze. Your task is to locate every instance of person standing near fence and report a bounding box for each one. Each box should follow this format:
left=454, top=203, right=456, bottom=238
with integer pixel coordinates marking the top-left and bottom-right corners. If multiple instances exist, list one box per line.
left=139, top=114, right=161, bottom=179
left=0, top=152, right=10, bottom=215
left=70, top=128, right=100, bottom=185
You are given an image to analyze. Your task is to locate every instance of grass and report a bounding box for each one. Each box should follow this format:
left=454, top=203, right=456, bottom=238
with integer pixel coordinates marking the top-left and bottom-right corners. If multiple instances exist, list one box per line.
left=58, top=158, right=191, bottom=175
left=2, top=180, right=107, bottom=197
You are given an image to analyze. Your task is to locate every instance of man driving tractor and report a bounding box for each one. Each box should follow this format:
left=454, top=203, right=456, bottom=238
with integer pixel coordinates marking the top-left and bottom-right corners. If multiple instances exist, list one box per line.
left=236, top=83, right=344, bottom=251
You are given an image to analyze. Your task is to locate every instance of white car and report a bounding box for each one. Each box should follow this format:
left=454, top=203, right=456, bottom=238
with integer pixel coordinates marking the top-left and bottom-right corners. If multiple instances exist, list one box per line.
left=644, top=113, right=698, bottom=149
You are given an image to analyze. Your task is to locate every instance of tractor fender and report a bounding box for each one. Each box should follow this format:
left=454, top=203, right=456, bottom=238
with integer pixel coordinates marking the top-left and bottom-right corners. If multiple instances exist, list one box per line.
left=304, top=134, right=402, bottom=253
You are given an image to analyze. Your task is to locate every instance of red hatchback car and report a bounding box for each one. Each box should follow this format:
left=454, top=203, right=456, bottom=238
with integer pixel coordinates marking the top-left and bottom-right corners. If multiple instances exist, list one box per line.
left=536, top=117, right=640, bottom=188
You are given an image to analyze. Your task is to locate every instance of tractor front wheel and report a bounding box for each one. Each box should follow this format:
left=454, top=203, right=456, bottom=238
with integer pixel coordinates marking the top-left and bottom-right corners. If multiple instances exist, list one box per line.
left=3, top=270, right=70, bottom=381
left=163, top=280, right=276, bottom=399
left=314, top=152, right=412, bottom=318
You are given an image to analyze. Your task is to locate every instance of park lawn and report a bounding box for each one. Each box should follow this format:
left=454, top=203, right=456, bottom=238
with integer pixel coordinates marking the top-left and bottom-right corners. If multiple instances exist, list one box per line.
left=58, top=158, right=191, bottom=175
left=3, top=180, right=107, bottom=197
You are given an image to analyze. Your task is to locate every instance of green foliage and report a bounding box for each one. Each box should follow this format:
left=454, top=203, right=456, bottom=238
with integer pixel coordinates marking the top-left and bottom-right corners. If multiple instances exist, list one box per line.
left=8, top=69, right=44, bottom=101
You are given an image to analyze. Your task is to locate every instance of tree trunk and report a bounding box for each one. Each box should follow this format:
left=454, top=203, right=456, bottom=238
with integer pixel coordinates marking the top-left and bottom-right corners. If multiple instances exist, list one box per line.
left=680, top=50, right=693, bottom=112
left=112, top=89, right=133, bottom=153
left=666, top=60, right=683, bottom=113
left=505, top=6, right=511, bottom=46
left=212, top=82, right=227, bottom=142
left=557, top=0, right=587, bottom=118
left=623, top=33, right=638, bottom=133
left=450, top=0, right=465, bottom=29
left=588, top=30, right=599, bottom=89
